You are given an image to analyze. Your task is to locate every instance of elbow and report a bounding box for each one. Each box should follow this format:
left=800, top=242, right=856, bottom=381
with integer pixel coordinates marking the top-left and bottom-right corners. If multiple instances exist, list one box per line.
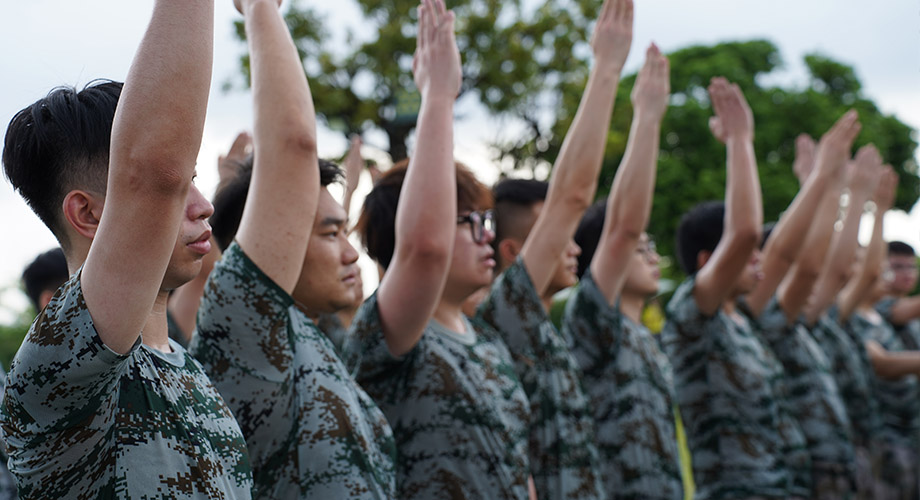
left=278, top=122, right=318, bottom=158
left=399, top=237, right=451, bottom=273
left=730, top=225, right=762, bottom=254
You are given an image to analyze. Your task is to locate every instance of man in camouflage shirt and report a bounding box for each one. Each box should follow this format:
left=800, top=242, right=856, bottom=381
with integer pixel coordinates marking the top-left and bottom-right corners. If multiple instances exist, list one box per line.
left=0, top=0, right=253, bottom=497
left=559, top=43, right=682, bottom=499
left=190, top=0, right=395, bottom=498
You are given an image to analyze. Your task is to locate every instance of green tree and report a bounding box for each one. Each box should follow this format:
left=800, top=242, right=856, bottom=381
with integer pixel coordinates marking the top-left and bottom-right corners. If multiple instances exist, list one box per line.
left=556, top=40, right=918, bottom=273
left=231, top=0, right=601, bottom=162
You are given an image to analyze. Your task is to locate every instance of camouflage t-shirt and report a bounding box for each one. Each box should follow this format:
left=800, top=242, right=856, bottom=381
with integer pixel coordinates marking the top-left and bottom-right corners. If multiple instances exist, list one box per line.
left=811, top=310, right=880, bottom=448
left=847, top=312, right=920, bottom=448
left=477, top=258, right=604, bottom=500
left=0, top=363, right=17, bottom=500
left=0, top=272, right=253, bottom=499
left=754, top=298, right=855, bottom=484
left=315, top=312, right=348, bottom=357
left=661, top=277, right=802, bottom=499
left=344, top=294, right=532, bottom=499
left=562, top=271, right=682, bottom=499
left=876, top=297, right=920, bottom=350
left=192, top=243, right=395, bottom=499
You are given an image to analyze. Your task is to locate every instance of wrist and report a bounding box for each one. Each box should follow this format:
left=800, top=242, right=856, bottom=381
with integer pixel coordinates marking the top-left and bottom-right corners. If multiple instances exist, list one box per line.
left=592, top=59, right=624, bottom=79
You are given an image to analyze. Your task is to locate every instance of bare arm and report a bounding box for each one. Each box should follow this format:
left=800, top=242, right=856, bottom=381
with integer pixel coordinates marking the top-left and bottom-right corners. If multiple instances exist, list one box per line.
left=82, top=0, right=215, bottom=354
left=342, top=135, right=364, bottom=214
left=693, top=78, right=762, bottom=316
left=806, top=145, right=884, bottom=323
left=590, top=44, right=669, bottom=304
left=233, top=0, right=319, bottom=293
left=750, top=112, right=860, bottom=317
left=887, top=296, right=920, bottom=325
left=520, top=0, right=632, bottom=295
left=866, top=340, right=920, bottom=379
left=838, top=166, right=897, bottom=319
left=377, top=0, right=460, bottom=356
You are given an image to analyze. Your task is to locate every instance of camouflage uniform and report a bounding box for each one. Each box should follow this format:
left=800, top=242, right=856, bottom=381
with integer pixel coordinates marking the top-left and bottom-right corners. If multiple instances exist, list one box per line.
left=661, top=277, right=808, bottom=499
left=561, top=271, right=683, bottom=499
left=0, top=364, right=17, bottom=500
left=847, top=311, right=920, bottom=500
left=753, top=297, right=856, bottom=498
left=812, top=308, right=881, bottom=500
left=476, top=258, right=604, bottom=500
left=0, top=272, right=253, bottom=499
left=876, top=297, right=920, bottom=351
left=344, top=293, right=532, bottom=499
left=192, top=244, right=395, bottom=499
left=315, top=312, right=348, bottom=356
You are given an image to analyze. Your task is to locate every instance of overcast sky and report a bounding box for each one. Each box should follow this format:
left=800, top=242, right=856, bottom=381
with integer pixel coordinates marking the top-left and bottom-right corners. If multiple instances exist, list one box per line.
left=1, top=0, right=918, bottom=321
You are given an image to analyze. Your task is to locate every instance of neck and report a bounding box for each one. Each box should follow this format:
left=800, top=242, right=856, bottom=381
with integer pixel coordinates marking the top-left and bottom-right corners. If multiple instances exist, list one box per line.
left=144, top=290, right=173, bottom=352
left=620, top=292, right=645, bottom=324
left=722, top=299, right=737, bottom=316
left=540, top=293, right=553, bottom=314
left=433, top=296, right=467, bottom=333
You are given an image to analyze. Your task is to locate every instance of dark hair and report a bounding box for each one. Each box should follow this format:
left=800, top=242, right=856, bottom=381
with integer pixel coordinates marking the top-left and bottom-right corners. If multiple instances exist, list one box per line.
left=675, top=201, right=725, bottom=275
left=356, top=159, right=491, bottom=270
left=760, top=222, right=776, bottom=249
left=889, top=241, right=916, bottom=257
left=3, top=81, right=123, bottom=249
left=573, top=198, right=608, bottom=278
left=21, top=247, right=69, bottom=311
left=210, top=155, right=343, bottom=252
left=491, top=178, right=548, bottom=248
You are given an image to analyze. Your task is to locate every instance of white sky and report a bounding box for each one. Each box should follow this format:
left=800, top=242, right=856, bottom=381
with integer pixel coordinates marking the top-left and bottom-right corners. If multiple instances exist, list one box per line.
left=1, top=0, right=919, bottom=321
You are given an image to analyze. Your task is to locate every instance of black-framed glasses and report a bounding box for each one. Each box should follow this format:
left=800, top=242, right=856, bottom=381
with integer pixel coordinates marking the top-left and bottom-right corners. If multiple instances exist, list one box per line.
left=457, top=210, right=494, bottom=243
left=636, top=239, right=657, bottom=259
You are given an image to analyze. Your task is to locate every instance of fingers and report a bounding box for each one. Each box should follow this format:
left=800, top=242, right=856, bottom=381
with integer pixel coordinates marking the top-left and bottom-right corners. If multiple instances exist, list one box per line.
left=227, top=131, right=253, bottom=160
left=598, top=0, right=611, bottom=24
left=621, top=0, right=634, bottom=25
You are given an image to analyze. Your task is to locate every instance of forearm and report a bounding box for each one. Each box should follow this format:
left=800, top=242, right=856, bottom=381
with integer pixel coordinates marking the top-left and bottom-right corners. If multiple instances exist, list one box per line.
left=890, top=296, right=920, bottom=325
left=724, top=137, right=763, bottom=241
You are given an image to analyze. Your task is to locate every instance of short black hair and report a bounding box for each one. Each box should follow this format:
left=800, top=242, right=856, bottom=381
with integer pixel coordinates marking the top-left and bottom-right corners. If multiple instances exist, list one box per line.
left=356, top=159, right=491, bottom=270
left=21, top=247, right=69, bottom=311
left=492, top=178, right=548, bottom=248
left=760, top=222, right=776, bottom=249
left=675, top=201, right=725, bottom=275
left=3, top=81, right=123, bottom=249
left=889, top=241, right=916, bottom=257
left=209, top=155, right=343, bottom=252
left=573, top=199, right=607, bottom=278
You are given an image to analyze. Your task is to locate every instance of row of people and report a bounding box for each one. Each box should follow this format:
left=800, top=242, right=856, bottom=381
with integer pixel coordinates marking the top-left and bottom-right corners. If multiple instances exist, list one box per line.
left=3, top=0, right=919, bottom=499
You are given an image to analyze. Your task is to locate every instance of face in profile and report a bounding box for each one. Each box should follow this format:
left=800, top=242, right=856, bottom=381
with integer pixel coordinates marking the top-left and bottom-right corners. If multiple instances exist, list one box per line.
left=446, top=208, right=496, bottom=300
left=546, top=239, right=582, bottom=296
left=292, top=188, right=362, bottom=315
left=163, top=181, right=214, bottom=290
left=888, top=253, right=918, bottom=295
left=734, top=248, right=763, bottom=295
left=623, top=233, right=660, bottom=297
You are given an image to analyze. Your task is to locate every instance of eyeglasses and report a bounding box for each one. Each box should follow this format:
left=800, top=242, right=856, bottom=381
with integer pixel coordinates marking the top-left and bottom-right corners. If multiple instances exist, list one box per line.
left=890, top=263, right=918, bottom=272
left=457, top=210, right=494, bottom=244
left=636, top=239, right=657, bottom=260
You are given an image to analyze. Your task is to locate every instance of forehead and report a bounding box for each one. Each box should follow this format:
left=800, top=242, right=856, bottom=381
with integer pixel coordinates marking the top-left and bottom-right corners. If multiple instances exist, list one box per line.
left=316, top=188, right=347, bottom=223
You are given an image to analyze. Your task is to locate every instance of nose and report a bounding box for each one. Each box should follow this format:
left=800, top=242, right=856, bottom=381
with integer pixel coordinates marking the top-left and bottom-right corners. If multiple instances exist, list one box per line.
left=187, top=183, right=214, bottom=221
left=343, top=237, right=359, bottom=265
left=481, top=226, right=495, bottom=245
left=568, top=240, right=581, bottom=257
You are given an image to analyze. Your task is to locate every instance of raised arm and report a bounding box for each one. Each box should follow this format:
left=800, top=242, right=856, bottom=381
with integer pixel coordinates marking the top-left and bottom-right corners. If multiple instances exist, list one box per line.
left=81, top=0, right=215, bottom=354
left=865, top=340, right=920, bottom=379
left=838, top=166, right=897, bottom=319
left=520, top=0, right=632, bottom=294
left=342, top=135, right=364, bottom=214
left=233, top=0, right=319, bottom=293
left=805, top=145, right=884, bottom=323
left=693, top=78, right=762, bottom=315
left=590, top=44, right=669, bottom=304
left=748, top=112, right=860, bottom=316
left=886, top=296, right=920, bottom=326
left=376, top=0, right=460, bottom=356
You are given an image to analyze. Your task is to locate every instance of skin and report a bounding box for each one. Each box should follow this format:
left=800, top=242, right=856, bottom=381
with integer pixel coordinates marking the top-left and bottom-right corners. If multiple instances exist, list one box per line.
left=63, top=0, right=215, bottom=354
left=619, top=234, right=662, bottom=324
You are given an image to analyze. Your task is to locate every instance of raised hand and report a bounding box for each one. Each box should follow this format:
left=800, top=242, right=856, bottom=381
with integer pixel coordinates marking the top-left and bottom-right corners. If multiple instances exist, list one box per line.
left=707, top=77, right=754, bottom=144
left=344, top=135, right=364, bottom=190
left=631, top=43, right=669, bottom=121
left=218, top=131, right=252, bottom=186
left=591, top=0, right=633, bottom=71
left=812, top=109, right=860, bottom=178
left=874, top=165, right=898, bottom=212
left=234, top=0, right=282, bottom=15
left=792, top=134, right=816, bottom=184
left=413, top=0, right=461, bottom=99
left=850, top=144, right=884, bottom=197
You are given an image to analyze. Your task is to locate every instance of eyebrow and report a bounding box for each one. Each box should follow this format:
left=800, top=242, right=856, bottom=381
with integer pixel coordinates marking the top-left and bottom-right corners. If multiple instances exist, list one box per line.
left=320, top=217, right=347, bottom=227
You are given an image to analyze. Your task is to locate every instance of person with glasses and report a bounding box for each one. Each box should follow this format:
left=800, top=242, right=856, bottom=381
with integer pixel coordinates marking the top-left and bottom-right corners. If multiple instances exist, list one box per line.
left=345, top=1, right=535, bottom=498
left=561, top=42, right=681, bottom=499
left=876, top=241, right=920, bottom=351
left=475, top=2, right=638, bottom=498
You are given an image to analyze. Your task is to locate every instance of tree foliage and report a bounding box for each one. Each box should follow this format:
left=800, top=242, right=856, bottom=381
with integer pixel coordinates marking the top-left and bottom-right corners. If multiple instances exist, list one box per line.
left=231, top=0, right=599, bottom=162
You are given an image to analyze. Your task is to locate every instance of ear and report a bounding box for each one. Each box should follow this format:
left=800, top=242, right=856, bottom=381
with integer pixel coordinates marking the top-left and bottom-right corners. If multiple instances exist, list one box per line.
left=696, top=250, right=713, bottom=272
left=498, top=238, right=522, bottom=266
left=61, top=190, right=104, bottom=240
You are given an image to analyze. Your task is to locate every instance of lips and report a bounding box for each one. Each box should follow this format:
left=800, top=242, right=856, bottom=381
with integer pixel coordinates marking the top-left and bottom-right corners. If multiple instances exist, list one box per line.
left=187, top=230, right=212, bottom=255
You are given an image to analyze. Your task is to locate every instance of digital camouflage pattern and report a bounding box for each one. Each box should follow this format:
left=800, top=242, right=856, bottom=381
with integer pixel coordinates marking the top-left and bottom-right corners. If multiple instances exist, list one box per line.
left=344, top=293, right=532, bottom=500
left=876, top=297, right=920, bottom=351
left=476, top=258, right=604, bottom=500
left=847, top=311, right=920, bottom=500
left=0, top=363, right=17, bottom=500
left=661, top=277, right=807, bottom=500
left=753, top=297, right=856, bottom=497
left=812, top=310, right=881, bottom=500
left=0, top=272, right=253, bottom=499
left=192, top=243, right=395, bottom=499
left=315, top=312, right=348, bottom=357
left=562, top=271, right=682, bottom=499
